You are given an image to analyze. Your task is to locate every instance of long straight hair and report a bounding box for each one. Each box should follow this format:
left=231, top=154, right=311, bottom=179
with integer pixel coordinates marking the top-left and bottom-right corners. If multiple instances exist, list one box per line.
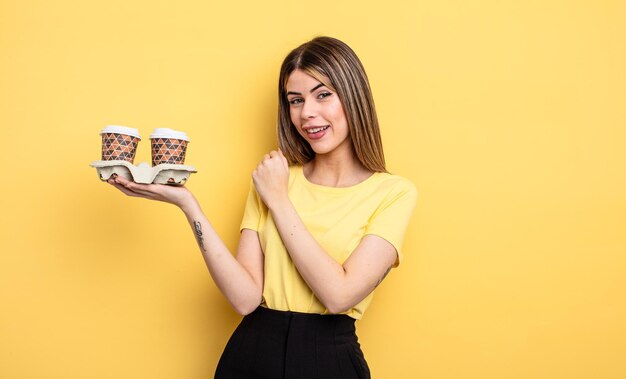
left=277, top=36, right=386, bottom=172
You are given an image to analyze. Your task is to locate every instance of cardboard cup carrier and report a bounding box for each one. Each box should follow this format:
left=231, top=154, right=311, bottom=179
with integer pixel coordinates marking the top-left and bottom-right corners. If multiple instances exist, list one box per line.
left=91, top=126, right=197, bottom=185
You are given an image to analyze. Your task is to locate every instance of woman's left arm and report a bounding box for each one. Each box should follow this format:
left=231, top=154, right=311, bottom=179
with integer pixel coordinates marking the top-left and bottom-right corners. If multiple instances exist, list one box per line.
left=253, top=151, right=398, bottom=314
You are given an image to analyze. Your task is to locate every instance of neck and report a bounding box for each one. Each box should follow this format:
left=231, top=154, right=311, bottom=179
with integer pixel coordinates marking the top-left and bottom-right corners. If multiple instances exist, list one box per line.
left=304, top=148, right=372, bottom=188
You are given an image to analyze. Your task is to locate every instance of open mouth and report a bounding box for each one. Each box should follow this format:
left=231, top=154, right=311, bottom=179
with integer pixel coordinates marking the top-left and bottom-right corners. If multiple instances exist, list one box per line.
left=305, top=125, right=330, bottom=134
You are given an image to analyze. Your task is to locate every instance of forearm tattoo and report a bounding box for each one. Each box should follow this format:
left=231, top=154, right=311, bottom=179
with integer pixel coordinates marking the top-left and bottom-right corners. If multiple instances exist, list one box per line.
left=193, top=221, right=206, bottom=253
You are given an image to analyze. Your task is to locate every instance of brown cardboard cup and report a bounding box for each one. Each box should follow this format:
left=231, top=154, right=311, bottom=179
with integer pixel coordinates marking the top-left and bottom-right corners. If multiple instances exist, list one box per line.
left=150, top=128, right=190, bottom=166
left=100, top=125, right=141, bottom=163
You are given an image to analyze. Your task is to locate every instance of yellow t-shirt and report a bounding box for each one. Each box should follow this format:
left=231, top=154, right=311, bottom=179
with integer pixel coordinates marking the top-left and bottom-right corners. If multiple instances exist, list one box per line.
left=240, top=165, right=417, bottom=319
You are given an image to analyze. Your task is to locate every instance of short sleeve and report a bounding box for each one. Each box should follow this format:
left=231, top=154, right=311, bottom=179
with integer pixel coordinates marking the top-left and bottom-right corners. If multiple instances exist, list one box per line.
left=364, top=179, right=418, bottom=267
left=240, top=180, right=263, bottom=232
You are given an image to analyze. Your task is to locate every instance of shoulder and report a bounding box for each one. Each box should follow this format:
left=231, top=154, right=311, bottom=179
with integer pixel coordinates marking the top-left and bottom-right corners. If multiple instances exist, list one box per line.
left=370, top=172, right=418, bottom=199
left=288, top=164, right=303, bottom=186
left=288, top=165, right=302, bottom=175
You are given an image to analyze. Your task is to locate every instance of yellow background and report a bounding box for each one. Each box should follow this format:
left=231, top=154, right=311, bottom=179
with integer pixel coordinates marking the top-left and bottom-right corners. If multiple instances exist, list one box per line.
left=1, top=0, right=625, bottom=378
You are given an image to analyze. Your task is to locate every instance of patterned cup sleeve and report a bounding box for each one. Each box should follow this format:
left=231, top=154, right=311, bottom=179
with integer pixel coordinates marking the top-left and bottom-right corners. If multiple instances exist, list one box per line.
left=101, top=133, right=139, bottom=162
left=151, top=138, right=188, bottom=166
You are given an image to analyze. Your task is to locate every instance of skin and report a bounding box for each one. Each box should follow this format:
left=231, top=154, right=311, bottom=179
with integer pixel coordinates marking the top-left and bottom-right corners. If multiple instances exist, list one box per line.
left=107, top=69, right=397, bottom=315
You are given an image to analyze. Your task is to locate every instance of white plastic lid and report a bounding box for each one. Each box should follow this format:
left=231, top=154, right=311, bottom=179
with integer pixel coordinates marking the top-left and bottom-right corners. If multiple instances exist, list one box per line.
left=150, top=128, right=190, bottom=142
left=100, top=125, right=141, bottom=139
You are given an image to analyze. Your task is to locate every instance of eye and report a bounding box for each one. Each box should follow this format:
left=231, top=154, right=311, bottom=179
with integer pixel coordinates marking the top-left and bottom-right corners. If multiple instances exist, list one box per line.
left=317, top=92, right=332, bottom=99
left=288, top=98, right=303, bottom=105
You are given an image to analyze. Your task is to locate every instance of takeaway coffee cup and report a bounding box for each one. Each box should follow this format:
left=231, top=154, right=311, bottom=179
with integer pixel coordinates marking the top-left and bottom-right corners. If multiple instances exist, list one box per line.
left=100, top=125, right=141, bottom=163
left=150, top=128, right=190, bottom=166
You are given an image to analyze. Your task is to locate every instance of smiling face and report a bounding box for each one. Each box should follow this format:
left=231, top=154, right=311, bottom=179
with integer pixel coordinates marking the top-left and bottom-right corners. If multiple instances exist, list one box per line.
left=285, top=69, right=352, bottom=158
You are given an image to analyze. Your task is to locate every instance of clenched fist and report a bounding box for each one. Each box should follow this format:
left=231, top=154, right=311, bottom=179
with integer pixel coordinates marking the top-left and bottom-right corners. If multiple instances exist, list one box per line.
left=252, top=150, right=290, bottom=209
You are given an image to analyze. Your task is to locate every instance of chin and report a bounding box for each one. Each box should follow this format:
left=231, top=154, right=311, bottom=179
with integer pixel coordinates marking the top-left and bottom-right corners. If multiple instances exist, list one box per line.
left=309, top=144, right=335, bottom=155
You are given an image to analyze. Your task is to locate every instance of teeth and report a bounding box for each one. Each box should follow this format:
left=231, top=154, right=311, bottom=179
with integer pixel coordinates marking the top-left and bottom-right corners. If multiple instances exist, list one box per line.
left=306, top=126, right=329, bottom=134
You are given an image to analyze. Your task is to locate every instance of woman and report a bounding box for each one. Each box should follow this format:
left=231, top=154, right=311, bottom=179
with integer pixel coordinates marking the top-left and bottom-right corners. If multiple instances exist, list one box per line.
left=108, top=36, right=417, bottom=379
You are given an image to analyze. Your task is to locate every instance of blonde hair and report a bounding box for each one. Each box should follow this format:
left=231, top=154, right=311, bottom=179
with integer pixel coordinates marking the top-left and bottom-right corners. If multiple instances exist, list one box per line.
left=277, top=36, right=386, bottom=172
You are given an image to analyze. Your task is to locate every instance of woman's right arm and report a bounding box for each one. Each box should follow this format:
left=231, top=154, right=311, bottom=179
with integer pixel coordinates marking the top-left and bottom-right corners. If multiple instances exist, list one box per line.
left=108, top=175, right=264, bottom=315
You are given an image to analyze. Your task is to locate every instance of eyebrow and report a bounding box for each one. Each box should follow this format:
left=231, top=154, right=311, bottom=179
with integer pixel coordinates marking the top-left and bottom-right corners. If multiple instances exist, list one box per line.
left=286, top=83, right=326, bottom=96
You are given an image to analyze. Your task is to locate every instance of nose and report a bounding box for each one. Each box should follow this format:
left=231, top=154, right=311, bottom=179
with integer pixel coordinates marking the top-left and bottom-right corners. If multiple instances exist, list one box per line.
left=301, top=97, right=317, bottom=119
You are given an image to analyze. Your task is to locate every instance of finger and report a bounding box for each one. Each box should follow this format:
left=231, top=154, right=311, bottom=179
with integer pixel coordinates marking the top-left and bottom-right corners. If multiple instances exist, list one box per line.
left=116, top=181, right=161, bottom=200
left=277, top=150, right=289, bottom=168
left=269, top=150, right=279, bottom=158
left=283, top=157, right=289, bottom=170
left=123, top=182, right=162, bottom=199
left=113, top=175, right=133, bottom=186
left=112, top=176, right=149, bottom=193
left=109, top=181, right=144, bottom=198
left=124, top=181, right=151, bottom=192
left=106, top=174, right=117, bottom=184
left=113, top=177, right=153, bottom=193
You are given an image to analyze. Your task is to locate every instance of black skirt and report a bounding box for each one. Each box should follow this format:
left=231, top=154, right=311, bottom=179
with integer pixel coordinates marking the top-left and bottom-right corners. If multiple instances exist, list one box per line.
left=215, top=306, right=371, bottom=379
